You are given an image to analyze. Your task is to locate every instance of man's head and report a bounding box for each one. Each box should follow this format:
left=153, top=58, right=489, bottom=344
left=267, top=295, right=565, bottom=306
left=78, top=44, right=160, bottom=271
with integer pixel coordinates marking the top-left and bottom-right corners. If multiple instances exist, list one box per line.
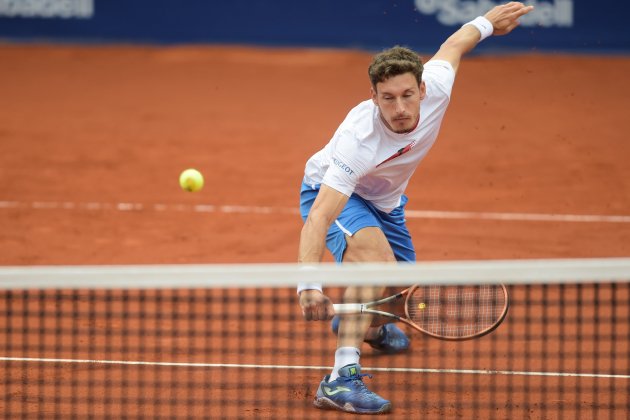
left=368, top=46, right=426, bottom=134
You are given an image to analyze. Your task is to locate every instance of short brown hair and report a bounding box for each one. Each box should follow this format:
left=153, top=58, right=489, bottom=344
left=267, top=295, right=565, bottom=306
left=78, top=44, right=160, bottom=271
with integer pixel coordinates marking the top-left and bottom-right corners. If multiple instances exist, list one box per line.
left=368, top=46, right=424, bottom=90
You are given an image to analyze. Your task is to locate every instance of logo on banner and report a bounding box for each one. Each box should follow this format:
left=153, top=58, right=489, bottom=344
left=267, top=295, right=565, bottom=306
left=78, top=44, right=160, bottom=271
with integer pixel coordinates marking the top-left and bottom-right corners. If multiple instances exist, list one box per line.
left=414, top=0, right=573, bottom=27
left=0, top=0, right=94, bottom=19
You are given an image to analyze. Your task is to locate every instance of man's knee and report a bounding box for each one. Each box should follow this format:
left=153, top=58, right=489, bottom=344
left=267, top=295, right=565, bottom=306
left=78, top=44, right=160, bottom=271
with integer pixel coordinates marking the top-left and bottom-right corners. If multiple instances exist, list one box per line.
left=343, top=227, right=396, bottom=262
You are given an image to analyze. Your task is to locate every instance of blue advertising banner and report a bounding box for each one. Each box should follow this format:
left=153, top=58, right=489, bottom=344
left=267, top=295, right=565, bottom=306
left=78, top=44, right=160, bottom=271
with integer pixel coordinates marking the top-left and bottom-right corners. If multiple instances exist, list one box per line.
left=0, top=0, right=627, bottom=53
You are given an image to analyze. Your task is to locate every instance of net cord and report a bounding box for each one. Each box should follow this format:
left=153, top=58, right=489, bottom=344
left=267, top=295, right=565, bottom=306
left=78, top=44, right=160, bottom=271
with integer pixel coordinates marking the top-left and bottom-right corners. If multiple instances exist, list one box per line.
left=0, top=257, right=629, bottom=290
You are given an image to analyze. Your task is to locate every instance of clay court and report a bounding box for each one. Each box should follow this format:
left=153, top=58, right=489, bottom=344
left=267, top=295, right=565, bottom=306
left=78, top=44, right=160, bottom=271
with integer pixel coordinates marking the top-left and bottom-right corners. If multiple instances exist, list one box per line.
left=1, top=44, right=629, bottom=418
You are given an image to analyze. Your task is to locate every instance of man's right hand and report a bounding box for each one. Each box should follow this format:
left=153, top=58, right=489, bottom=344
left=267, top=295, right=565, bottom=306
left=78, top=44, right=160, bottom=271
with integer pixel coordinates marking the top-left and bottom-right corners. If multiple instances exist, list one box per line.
left=299, top=289, right=335, bottom=321
left=485, top=2, right=534, bottom=36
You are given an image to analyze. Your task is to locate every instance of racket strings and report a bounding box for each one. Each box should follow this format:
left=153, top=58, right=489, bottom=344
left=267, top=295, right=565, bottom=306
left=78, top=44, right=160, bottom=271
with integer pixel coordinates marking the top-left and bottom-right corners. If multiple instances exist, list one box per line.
left=406, top=285, right=507, bottom=339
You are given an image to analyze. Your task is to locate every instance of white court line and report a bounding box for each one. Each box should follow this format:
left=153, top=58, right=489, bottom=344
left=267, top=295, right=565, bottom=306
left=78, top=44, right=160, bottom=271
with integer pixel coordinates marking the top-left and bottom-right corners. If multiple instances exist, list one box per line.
left=1, top=356, right=628, bottom=380
left=1, top=200, right=629, bottom=223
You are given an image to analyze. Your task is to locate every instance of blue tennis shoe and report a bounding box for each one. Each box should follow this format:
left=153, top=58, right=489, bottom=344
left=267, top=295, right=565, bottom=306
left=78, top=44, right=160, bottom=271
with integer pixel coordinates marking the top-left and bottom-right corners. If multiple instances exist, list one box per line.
left=331, top=316, right=410, bottom=354
left=314, top=363, right=391, bottom=414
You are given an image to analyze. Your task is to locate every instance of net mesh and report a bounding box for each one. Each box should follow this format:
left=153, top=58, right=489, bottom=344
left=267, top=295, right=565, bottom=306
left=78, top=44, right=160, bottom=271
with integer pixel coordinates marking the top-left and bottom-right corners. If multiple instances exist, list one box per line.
left=1, top=259, right=629, bottom=419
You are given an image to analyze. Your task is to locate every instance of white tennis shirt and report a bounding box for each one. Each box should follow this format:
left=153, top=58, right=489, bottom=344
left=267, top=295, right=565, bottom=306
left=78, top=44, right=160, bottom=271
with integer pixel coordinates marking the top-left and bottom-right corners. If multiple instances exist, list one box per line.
left=303, top=59, right=455, bottom=213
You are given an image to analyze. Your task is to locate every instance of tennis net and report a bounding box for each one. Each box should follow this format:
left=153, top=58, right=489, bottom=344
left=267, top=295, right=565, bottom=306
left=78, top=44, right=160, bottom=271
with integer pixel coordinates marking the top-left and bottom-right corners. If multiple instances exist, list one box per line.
left=1, top=258, right=629, bottom=419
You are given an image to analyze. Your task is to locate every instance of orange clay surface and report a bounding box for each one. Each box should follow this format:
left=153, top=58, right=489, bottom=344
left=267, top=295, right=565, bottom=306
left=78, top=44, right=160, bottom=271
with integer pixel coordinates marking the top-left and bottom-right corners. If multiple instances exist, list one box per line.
left=0, top=44, right=629, bottom=418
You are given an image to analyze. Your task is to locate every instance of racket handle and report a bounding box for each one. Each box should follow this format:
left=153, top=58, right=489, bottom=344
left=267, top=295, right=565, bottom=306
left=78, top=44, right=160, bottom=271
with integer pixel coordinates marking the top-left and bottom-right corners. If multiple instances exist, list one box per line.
left=333, top=303, right=365, bottom=314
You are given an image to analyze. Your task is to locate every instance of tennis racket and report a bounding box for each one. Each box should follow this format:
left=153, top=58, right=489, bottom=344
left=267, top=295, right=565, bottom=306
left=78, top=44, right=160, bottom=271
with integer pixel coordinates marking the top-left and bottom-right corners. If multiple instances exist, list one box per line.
left=333, top=284, right=509, bottom=340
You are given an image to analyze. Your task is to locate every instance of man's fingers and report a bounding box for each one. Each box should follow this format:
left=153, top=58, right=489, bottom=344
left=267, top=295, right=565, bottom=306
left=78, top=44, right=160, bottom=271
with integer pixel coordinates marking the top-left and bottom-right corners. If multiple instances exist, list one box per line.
left=302, top=301, right=318, bottom=320
left=302, top=307, right=312, bottom=321
left=510, top=5, right=534, bottom=19
left=490, top=3, right=532, bottom=35
left=496, top=2, right=523, bottom=16
left=497, top=2, right=532, bottom=17
left=299, top=290, right=334, bottom=321
left=302, top=304, right=320, bottom=321
left=302, top=302, right=334, bottom=321
left=504, top=2, right=524, bottom=11
left=316, top=306, right=328, bottom=320
left=314, top=304, right=334, bottom=321
left=323, top=305, right=335, bottom=320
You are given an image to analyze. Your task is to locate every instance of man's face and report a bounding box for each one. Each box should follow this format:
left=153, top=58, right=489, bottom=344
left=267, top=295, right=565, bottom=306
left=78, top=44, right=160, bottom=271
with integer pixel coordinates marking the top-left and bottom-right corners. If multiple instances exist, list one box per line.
left=371, top=73, right=426, bottom=134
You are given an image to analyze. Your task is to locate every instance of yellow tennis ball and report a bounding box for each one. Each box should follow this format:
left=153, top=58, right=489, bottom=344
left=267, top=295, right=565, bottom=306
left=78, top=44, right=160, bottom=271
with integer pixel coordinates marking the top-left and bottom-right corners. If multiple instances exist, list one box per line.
left=179, top=168, right=204, bottom=192
left=418, top=302, right=426, bottom=310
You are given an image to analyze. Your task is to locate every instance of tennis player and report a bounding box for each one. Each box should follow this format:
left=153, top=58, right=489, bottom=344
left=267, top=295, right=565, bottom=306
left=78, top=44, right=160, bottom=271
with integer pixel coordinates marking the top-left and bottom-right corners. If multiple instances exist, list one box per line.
left=297, top=2, right=534, bottom=414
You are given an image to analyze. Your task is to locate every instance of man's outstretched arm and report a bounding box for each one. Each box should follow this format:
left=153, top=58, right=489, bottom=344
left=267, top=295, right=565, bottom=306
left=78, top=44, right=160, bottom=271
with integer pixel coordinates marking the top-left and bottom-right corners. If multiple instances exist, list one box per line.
left=297, top=185, right=349, bottom=321
left=430, top=1, right=534, bottom=73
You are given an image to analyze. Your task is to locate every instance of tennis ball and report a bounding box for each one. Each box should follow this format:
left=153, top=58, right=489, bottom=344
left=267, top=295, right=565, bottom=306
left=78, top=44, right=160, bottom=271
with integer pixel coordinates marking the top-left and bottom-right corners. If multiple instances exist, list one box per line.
left=179, top=168, right=204, bottom=192
left=418, top=302, right=426, bottom=310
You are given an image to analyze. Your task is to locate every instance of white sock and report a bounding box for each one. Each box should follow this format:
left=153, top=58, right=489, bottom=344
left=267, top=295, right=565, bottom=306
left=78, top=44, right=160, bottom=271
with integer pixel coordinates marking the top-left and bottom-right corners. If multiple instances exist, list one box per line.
left=329, top=347, right=361, bottom=381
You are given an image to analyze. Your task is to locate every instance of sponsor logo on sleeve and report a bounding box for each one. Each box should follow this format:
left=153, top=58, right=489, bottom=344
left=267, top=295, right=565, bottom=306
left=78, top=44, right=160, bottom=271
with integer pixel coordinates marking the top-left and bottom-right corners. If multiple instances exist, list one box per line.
left=332, top=158, right=355, bottom=176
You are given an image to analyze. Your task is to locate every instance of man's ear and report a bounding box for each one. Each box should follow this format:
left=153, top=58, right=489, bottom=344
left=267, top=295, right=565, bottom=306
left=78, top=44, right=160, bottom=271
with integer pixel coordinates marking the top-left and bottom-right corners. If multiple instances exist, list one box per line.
left=371, top=86, right=378, bottom=104
left=419, top=81, right=427, bottom=100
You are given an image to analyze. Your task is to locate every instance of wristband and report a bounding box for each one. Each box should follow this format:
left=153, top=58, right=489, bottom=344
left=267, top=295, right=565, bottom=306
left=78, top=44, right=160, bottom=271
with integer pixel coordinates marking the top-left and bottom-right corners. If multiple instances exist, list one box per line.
left=296, top=265, right=323, bottom=295
left=296, top=282, right=323, bottom=295
left=463, top=16, right=493, bottom=42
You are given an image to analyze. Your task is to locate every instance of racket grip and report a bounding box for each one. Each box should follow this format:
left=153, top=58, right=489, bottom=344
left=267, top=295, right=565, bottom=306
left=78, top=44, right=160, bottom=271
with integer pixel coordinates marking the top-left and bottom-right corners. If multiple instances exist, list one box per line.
left=333, top=303, right=365, bottom=314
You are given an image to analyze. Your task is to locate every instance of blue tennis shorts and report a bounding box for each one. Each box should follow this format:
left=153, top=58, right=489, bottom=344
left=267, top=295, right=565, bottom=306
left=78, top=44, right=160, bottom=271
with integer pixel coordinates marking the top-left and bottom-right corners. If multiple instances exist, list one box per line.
left=299, top=181, right=416, bottom=263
